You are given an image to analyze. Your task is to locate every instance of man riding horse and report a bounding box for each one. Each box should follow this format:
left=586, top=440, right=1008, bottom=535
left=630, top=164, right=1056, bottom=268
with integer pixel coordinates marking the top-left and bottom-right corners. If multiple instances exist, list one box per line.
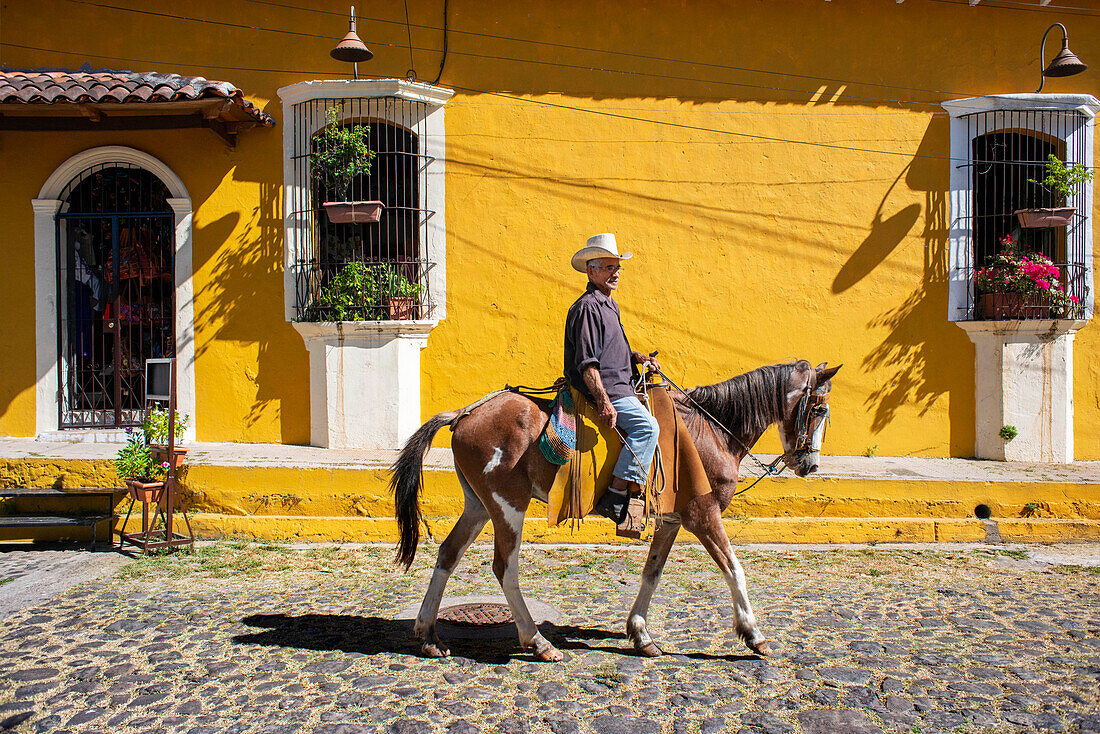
left=565, top=233, right=661, bottom=530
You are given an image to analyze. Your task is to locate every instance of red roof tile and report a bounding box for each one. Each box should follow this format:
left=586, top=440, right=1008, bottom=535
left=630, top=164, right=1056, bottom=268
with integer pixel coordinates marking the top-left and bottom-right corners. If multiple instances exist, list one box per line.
left=0, top=69, right=274, bottom=126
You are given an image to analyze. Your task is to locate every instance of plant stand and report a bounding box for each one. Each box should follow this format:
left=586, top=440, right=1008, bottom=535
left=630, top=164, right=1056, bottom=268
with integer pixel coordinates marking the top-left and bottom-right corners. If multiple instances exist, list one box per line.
left=118, top=479, right=194, bottom=555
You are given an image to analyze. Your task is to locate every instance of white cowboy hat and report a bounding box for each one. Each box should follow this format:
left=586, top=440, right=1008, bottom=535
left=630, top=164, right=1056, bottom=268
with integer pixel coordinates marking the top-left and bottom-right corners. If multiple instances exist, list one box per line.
left=571, top=233, right=634, bottom=273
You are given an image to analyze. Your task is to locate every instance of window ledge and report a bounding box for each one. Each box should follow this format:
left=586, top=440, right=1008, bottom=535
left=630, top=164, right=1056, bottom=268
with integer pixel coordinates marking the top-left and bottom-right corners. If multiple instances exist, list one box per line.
left=956, top=319, right=1089, bottom=339
left=292, top=320, right=438, bottom=344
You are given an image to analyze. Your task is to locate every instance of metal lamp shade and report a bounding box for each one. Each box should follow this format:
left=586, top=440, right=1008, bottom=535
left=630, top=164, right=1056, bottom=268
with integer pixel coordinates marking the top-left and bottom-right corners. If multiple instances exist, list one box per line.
left=1043, top=42, right=1087, bottom=78
left=331, top=31, right=373, bottom=63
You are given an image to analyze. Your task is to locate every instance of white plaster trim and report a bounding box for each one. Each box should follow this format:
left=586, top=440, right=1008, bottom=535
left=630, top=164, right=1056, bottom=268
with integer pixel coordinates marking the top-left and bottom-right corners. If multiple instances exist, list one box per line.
left=955, top=319, right=1088, bottom=338
left=291, top=321, right=435, bottom=449
left=942, top=93, right=1100, bottom=119
left=31, top=146, right=196, bottom=442
left=958, top=319, right=1082, bottom=462
left=292, top=320, right=439, bottom=342
left=278, top=79, right=455, bottom=107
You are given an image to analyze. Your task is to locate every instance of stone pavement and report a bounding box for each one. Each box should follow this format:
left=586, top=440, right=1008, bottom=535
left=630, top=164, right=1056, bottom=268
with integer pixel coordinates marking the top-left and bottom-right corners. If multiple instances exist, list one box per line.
left=0, top=541, right=1098, bottom=734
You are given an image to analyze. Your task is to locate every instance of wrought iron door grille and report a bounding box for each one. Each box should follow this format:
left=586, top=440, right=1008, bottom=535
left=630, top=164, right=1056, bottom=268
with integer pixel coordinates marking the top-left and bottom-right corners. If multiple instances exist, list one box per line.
left=55, top=164, right=175, bottom=429
left=289, top=95, right=437, bottom=322
left=956, top=108, right=1089, bottom=320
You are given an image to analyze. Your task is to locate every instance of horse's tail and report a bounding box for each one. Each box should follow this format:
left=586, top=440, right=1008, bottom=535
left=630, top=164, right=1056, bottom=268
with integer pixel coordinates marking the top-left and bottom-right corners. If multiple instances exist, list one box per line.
left=391, top=411, right=460, bottom=570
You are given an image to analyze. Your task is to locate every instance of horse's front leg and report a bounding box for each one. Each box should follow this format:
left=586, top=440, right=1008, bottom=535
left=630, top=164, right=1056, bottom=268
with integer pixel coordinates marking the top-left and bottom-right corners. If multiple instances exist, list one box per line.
left=682, top=495, right=770, bottom=656
left=627, top=517, right=681, bottom=656
left=489, top=493, right=563, bottom=662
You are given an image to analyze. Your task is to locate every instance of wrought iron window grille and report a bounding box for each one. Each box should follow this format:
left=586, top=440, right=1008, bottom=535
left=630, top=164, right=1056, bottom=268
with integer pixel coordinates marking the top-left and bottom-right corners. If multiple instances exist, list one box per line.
left=955, top=108, right=1090, bottom=321
left=289, top=95, right=437, bottom=322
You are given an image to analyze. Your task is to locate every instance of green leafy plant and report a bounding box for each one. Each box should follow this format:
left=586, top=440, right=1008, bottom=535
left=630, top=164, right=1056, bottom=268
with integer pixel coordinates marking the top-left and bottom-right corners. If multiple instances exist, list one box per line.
left=305, top=262, right=424, bottom=321
left=999, top=424, right=1018, bottom=441
left=115, top=431, right=168, bottom=483
left=309, top=261, right=382, bottom=322
left=1028, top=154, right=1093, bottom=203
left=864, top=444, right=878, bottom=458
left=379, top=264, right=424, bottom=300
left=143, top=405, right=190, bottom=445
left=311, top=106, right=375, bottom=201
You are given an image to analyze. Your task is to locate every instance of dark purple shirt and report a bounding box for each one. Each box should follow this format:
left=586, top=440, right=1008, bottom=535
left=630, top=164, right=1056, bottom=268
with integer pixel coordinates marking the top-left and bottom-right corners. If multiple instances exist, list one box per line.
left=564, top=282, right=636, bottom=401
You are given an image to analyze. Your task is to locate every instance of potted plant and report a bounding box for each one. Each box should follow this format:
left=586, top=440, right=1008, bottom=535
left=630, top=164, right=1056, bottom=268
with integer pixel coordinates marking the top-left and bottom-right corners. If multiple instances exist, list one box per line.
left=311, top=105, right=381, bottom=224
left=144, top=405, right=190, bottom=469
left=304, top=261, right=386, bottom=322
left=380, top=264, right=424, bottom=320
left=114, top=430, right=170, bottom=503
left=1016, top=154, right=1094, bottom=228
left=975, top=234, right=1071, bottom=319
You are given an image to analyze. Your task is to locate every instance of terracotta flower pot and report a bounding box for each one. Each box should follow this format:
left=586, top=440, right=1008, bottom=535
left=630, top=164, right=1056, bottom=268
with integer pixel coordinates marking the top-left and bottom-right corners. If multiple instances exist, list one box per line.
left=980, top=293, right=1047, bottom=320
left=384, top=296, right=419, bottom=320
left=150, top=444, right=188, bottom=469
left=125, top=479, right=165, bottom=503
left=1014, top=207, right=1076, bottom=228
left=323, top=201, right=384, bottom=224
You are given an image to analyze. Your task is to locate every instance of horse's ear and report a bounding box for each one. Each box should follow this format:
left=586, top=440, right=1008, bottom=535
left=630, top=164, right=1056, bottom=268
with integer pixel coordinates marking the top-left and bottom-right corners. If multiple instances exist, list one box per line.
left=815, top=362, right=828, bottom=370
left=817, top=364, right=842, bottom=383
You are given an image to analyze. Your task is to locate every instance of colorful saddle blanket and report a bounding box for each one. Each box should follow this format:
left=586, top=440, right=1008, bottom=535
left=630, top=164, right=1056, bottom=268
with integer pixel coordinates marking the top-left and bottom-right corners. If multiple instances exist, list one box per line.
left=538, top=389, right=576, bottom=465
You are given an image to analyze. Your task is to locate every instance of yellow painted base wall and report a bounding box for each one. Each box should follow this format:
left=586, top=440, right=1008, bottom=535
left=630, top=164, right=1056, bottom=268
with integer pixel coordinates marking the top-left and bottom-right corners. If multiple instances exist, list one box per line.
left=1, top=458, right=1096, bottom=545
left=0, top=0, right=1097, bottom=458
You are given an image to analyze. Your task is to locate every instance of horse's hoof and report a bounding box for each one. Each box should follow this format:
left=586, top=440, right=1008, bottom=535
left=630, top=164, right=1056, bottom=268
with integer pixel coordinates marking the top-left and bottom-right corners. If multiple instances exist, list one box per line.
left=533, top=645, right=564, bottom=662
left=748, top=640, right=771, bottom=656
left=530, top=638, right=564, bottom=662
left=635, top=641, right=663, bottom=657
left=421, top=642, right=451, bottom=658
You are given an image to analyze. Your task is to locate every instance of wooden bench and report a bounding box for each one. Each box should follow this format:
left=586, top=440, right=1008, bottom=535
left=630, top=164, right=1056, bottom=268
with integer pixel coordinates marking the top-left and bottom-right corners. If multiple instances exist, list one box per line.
left=0, top=488, right=124, bottom=547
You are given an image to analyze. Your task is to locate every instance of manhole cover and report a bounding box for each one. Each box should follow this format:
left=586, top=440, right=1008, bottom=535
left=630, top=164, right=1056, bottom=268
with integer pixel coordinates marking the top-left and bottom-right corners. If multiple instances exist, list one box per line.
left=437, top=602, right=514, bottom=628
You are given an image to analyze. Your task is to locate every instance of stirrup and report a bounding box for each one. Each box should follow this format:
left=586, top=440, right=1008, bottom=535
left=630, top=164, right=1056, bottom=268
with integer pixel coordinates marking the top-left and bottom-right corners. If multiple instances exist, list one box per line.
left=615, top=497, right=646, bottom=538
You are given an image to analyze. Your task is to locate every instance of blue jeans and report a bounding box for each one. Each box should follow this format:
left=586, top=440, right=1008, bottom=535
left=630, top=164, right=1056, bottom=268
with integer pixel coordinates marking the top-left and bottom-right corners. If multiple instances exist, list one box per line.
left=611, top=395, right=660, bottom=485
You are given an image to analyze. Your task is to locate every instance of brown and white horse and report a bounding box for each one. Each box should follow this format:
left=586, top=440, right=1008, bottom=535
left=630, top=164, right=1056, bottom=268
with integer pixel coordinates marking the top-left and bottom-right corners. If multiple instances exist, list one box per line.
left=391, top=360, right=840, bottom=661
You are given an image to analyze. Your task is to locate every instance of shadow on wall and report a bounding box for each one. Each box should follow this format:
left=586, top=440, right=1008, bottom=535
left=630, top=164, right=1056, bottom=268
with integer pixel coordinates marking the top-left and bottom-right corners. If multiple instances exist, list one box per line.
left=846, top=117, right=975, bottom=454
left=193, top=170, right=309, bottom=444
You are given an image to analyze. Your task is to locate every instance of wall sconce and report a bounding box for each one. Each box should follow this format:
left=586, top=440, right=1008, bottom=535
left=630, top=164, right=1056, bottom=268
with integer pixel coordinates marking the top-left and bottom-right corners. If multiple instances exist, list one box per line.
left=1036, top=23, right=1087, bottom=93
left=331, top=5, right=374, bottom=80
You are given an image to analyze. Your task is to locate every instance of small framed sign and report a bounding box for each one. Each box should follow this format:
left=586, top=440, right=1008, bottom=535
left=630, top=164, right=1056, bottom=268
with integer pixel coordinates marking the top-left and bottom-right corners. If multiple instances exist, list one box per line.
left=145, top=358, right=174, bottom=402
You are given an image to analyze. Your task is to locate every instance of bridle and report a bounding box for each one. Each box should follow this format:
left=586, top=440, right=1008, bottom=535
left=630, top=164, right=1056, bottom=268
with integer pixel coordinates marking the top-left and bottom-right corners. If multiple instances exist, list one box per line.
left=649, top=366, right=830, bottom=495
left=791, top=379, right=831, bottom=457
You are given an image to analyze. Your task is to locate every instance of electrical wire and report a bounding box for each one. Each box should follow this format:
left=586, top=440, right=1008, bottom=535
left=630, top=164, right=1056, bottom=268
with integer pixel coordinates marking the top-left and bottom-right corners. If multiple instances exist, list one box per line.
left=924, top=0, right=1100, bottom=16
left=432, top=0, right=448, bottom=86
left=65, top=0, right=983, bottom=102
left=45, top=1, right=960, bottom=110
left=2, top=40, right=1093, bottom=170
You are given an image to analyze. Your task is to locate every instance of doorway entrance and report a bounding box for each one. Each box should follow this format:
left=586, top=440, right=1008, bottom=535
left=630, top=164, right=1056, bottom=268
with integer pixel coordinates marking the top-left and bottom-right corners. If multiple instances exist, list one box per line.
left=55, top=164, right=175, bottom=429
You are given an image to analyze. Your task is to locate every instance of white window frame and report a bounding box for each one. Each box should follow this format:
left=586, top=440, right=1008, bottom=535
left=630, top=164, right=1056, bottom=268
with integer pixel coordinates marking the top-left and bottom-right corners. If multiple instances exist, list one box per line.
left=277, top=79, right=453, bottom=325
left=942, top=93, right=1098, bottom=323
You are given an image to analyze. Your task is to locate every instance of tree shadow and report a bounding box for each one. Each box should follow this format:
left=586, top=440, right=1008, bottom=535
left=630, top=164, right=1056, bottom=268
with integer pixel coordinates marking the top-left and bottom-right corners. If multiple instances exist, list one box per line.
left=852, top=116, right=976, bottom=454
left=231, top=614, right=759, bottom=664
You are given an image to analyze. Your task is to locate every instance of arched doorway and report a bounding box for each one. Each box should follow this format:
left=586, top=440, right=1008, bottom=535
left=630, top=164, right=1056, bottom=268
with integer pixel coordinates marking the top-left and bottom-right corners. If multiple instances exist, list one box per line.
left=55, top=164, right=175, bottom=429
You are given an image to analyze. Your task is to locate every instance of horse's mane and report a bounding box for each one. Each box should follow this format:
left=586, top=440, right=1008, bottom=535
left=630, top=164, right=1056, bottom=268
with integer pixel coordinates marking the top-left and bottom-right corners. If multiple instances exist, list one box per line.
left=684, top=360, right=811, bottom=440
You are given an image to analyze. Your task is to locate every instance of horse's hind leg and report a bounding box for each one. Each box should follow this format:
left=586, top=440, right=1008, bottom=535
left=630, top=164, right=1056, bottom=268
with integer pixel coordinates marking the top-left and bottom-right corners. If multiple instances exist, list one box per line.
left=488, top=495, right=563, bottom=662
left=415, top=469, right=489, bottom=658
left=627, top=517, right=681, bottom=656
left=683, top=496, right=770, bottom=656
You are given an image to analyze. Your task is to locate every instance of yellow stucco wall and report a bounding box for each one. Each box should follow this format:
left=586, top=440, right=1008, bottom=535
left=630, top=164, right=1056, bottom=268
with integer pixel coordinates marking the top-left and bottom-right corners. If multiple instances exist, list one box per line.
left=1, top=0, right=1097, bottom=458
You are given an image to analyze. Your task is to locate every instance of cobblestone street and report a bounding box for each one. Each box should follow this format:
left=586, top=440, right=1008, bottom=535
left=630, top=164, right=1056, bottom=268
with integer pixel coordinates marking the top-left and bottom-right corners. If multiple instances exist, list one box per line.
left=0, top=542, right=1097, bottom=734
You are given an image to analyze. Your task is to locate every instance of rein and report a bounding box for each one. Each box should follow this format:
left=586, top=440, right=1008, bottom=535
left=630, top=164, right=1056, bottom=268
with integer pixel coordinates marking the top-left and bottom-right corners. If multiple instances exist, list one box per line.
left=650, top=367, right=824, bottom=496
